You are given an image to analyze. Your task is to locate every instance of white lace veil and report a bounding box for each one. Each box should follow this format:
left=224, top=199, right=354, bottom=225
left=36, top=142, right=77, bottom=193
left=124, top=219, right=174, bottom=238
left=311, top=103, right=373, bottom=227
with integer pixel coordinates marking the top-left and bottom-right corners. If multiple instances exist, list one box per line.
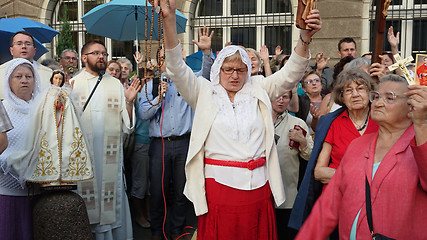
left=0, top=58, right=42, bottom=187
left=210, top=46, right=258, bottom=142
left=210, top=45, right=252, bottom=85
left=3, top=58, right=41, bottom=114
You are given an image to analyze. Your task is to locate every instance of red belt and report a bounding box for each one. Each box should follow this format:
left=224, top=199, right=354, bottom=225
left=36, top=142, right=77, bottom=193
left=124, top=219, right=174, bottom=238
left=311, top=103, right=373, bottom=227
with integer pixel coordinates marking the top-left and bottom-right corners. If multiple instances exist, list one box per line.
left=204, top=157, right=266, bottom=171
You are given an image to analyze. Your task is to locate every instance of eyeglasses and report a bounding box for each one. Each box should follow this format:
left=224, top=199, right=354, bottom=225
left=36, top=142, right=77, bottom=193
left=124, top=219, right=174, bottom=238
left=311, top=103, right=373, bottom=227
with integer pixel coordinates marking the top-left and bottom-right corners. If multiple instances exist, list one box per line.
left=221, top=67, right=247, bottom=75
left=369, top=91, right=407, bottom=104
left=13, top=41, right=34, bottom=47
left=342, top=85, right=368, bottom=96
left=303, top=78, right=321, bottom=85
left=63, top=56, right=78, bottom=61
left=85, top=51, right=109, bottom=57
left=276, top=95, right=290, bottom=101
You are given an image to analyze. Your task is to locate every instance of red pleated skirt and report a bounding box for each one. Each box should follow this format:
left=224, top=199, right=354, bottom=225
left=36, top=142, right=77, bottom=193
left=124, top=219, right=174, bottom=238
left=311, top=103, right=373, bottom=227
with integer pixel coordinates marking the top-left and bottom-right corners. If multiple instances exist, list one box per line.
left=197, top=178, right=277, bottom=240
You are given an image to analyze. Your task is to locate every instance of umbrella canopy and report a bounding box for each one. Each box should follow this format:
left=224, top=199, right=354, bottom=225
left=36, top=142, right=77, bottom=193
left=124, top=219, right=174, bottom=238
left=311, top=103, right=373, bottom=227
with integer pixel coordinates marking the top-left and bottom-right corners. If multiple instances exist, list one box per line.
left=81, top=0, right=187, bottom=41
left=0, top=24, right=48, bottom=64
left=186, top=50, right=217, bottom=72
left=0, top=17, right=59, bottom=43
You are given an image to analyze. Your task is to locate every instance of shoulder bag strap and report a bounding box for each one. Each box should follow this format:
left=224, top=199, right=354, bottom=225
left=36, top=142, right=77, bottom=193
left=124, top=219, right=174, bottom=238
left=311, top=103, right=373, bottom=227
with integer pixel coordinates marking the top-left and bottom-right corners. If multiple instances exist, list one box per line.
left=365, top=176, right=375, bottom=237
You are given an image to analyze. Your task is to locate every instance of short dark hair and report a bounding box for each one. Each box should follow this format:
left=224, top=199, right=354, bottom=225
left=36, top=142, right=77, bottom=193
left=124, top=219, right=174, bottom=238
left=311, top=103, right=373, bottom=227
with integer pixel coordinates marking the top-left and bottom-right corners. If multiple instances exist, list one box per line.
left=338, top=37, right=356, bottom=51
left=10, top=31, right=35, bottom=47
left=50, top=70, right=66, bottom=87
left=81, top=39, right=105, bottom=55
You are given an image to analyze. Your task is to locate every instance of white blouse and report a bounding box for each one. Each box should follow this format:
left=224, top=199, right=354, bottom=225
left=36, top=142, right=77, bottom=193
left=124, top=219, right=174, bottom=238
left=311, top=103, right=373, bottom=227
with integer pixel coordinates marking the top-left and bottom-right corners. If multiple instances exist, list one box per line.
left=204, top=91, right=267, bottom=190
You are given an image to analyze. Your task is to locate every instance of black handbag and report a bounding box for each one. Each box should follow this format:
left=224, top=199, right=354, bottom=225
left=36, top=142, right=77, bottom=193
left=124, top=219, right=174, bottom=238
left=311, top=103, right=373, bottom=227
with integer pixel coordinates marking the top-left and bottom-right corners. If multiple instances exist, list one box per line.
left=365, top=176, right=396, bottom=240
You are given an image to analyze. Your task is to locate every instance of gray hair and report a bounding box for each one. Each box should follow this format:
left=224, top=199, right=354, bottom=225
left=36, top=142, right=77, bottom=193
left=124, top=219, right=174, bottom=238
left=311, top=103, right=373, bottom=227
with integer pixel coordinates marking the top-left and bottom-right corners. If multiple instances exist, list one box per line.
left=347, top=57, right=371, bottom=70
left=379, top=74, right=409, bottom=86
left=41, top=58, right=61, bottom=70
left=60, top=49, right=78, bottom=59
left=116, top=58, right=133, bottom=71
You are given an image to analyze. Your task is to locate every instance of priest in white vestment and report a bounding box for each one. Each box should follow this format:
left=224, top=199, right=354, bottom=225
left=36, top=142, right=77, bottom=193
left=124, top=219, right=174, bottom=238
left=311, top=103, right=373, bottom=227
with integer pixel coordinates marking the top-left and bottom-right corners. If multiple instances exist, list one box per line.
left=70, top=39, right=141, bottom=240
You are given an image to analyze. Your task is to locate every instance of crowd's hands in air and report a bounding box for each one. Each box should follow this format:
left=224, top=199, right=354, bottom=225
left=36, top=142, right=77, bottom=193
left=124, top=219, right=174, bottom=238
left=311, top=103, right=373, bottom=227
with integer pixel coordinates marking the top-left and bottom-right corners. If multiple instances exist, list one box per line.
left=406, top=85, right=427, bottom=146
left=192, top=26, right=214, bottom=53
left=300, top=9, right=322, bottom=41
left=124, top=78, right=142, bottom=103
left=315, top=52, right=330, bottom=73
left=387, top=26, right=400, bottom=52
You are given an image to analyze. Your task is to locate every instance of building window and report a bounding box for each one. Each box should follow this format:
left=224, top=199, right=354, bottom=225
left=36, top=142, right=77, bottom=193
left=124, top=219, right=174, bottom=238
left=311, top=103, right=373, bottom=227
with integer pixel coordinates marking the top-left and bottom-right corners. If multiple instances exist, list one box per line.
left=193, top=0, right=293, bottom=55
left=369, top=0, right=427, bottom=58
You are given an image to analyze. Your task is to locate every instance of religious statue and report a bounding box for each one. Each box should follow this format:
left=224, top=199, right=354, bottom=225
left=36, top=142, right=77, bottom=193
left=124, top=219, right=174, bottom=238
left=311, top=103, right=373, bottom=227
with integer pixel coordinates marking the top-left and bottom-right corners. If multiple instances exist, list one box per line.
left=8, top=86, right=93, bottom=189
left=296, top=0, right=317, bottom=30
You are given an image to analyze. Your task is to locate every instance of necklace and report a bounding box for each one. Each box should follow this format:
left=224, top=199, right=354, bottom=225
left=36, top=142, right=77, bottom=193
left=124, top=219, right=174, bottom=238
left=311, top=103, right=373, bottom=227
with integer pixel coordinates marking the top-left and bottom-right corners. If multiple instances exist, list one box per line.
left=349, top=110, right=369, bottom=131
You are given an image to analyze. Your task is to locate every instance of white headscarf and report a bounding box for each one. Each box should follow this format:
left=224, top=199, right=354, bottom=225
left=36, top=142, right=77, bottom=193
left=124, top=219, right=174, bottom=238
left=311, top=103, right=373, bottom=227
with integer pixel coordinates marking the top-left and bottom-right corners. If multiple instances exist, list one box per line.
left=1, top=58, right=41, bottom=187
left=210, top=46, right=258, bottom=142
left=3, top=58, right=41, bottom=114
left=210, top=45, right=252, bottom=85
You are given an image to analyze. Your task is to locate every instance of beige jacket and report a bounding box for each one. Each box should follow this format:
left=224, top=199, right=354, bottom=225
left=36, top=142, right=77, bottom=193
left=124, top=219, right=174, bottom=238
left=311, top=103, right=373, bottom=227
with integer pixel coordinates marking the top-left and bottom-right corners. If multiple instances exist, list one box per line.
left=165, top=43, right=310, bottom=216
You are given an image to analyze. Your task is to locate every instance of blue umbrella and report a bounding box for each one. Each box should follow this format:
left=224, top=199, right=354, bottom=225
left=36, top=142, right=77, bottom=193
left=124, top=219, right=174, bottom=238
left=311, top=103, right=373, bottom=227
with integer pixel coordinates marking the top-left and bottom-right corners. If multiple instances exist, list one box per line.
left=81, top=0, right=187, bottom=41
left=0, top=24, right=48, bottom=64
left=186, top=50, right=217, bottom=72
left=0, top=17, right=59, bottom=43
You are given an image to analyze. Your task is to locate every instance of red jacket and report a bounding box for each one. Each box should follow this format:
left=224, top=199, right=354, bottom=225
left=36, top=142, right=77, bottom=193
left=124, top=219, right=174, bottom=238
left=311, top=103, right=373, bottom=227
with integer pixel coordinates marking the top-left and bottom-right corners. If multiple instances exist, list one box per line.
left=296, top=125, right=427, bottom=239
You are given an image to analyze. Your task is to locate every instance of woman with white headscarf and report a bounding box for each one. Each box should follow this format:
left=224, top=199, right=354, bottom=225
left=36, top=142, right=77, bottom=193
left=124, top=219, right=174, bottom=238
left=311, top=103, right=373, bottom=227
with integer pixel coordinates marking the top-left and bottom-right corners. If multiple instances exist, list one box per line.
left=0, top=58, right=41, bottom=240
left=154, top=0, right=321, bottom=239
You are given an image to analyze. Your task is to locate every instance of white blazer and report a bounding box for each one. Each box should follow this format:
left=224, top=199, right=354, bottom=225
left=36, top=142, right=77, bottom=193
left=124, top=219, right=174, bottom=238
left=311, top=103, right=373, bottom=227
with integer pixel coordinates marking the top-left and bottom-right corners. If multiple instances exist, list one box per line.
left=165, top=44, right=310, bottom=216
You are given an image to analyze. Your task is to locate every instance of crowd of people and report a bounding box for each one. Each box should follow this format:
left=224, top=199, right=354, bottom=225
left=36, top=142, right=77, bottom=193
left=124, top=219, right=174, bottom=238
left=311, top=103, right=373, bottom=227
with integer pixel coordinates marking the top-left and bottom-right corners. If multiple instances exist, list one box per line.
left=0, top=1, right=426, bottom=240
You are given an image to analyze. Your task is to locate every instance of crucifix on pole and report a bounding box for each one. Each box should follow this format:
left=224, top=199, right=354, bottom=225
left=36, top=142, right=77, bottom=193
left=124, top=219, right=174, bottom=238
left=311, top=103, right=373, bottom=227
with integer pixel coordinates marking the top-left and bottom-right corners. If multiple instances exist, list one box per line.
left=372, top=0, right=391, bottom=64
left=389, top=53, right=415, bottom=85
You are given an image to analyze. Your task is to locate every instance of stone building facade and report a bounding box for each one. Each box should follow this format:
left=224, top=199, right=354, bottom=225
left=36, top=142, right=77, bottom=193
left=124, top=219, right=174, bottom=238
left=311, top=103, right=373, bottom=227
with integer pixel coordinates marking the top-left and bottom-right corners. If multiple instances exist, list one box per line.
left=1, top=0, right=425, bottom=66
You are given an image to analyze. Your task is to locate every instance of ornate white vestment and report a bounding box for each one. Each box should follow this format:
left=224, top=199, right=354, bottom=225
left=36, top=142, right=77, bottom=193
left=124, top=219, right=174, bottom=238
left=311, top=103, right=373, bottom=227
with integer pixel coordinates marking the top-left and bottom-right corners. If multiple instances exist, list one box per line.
left=71, top=70, right=134, bottom=226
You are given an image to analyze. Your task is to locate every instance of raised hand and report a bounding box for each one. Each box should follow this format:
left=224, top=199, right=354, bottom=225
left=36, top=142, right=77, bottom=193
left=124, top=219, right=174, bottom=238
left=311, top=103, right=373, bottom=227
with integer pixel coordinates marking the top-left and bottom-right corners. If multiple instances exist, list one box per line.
left=275, top=46, right=283, bottom=59
left=192, top=26, right=214, bottom=53
left=301, top=9, right=322, bottom=40
left=406, top=85, right=427, bottom=145
left=153, top=0, right=175, bottom=18
left=315, top=52, right=330, bottom=71
left=124, top=78, right=142, bottom=103
left=133, top=51, right=144, bottom=68
left=387, top=26, right=400, bottom=49
left=259, top=45, right=270, bottom=63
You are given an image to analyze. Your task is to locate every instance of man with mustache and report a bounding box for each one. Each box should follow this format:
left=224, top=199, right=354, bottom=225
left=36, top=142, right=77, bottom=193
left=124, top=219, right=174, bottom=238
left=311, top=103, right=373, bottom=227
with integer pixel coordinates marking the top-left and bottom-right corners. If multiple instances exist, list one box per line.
left=71, top=39, right=141, bottom=240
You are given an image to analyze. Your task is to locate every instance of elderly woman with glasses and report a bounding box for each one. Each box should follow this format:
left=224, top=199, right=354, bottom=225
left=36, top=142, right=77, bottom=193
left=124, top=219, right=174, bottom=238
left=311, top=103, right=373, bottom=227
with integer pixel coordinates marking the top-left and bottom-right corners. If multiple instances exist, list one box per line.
left=314, top=68, right=378, bottom=185
left=153, top=0, right=321, bottom=239
left=291, top=69, right=379, bottom=232
left=296, top=75, right=427, bottom=239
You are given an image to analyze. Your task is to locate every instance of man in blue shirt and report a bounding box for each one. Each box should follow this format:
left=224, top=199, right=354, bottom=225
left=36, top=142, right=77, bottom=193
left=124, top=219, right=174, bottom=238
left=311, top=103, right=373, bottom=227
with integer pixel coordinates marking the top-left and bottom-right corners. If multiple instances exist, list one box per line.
left=138, top=27, right=214, bottom=240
